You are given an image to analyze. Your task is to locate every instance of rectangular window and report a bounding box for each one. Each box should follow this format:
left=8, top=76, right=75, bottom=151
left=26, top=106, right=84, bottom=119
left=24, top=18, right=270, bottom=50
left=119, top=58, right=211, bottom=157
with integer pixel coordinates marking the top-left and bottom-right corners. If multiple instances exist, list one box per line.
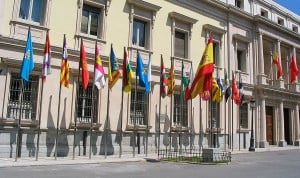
left=235, top=0, right=243, bottom=9
left=130, top=88, right=148, bottom=125
left=209, top=101, right=220, bottom=128
left=7, top=73, right=39, bottom=120
left=237, top=49, right=246, bottom=72
left=132, top=19, right=146, bottom=47
left=277, top=18, right=284, bottom=26
left=260, top=9, right=268, bottom=18
left=240, top=104, right=248, bottom=129
left=292, top=25, right=298, bottom=33
left=81, top=4, right=100, bottom=36
left=174, top=31, right=187, bottom=58
left=77, top=83, right=98, bottom=123
left=173, top=94, right=188, bottom=127
left=213, top=42, right=220, bottom=67
left=19, top=0, right=45, bottom=23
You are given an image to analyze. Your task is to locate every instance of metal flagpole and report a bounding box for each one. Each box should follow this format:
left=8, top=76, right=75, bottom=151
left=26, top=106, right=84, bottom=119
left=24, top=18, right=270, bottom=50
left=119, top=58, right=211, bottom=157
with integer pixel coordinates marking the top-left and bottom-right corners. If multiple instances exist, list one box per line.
left=89, top=79, right=95, bottom=159
left=119, top=89, right=124, bottom=158
left=199, top=98, right=202, bottom=151
left=238, top=73, right=241, bottom=151
left=55, top=83, right=62, bottom=160
left=210, top=99, right=213, bottom=148
left=146, top=92, right=149, bottom=156
left=36, top=78, right=45, bottom=161
left=158, top=61, right=162, bottom=156
left=224, top=99, right=227, bottom=151
left=105, top=82, right=110, bottom=159
left=169, top=58, right=173, bottom=151
left=72, top=79, right=78, bottom=160
left=15, top=79, right=24, bottom=162
left=231, top=92, right=234, bottom=151
left=133, top=68, right=137, bottom=157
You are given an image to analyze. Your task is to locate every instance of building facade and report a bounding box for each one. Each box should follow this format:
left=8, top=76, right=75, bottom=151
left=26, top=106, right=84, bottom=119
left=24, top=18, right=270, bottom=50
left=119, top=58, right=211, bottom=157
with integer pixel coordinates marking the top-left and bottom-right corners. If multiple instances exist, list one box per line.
left=0, top=0, right=299, bottom=159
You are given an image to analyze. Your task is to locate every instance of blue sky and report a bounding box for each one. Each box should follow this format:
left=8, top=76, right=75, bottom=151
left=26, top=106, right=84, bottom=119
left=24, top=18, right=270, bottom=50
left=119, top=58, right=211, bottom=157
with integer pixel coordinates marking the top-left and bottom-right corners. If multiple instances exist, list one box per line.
left=274, top=0, right=300, bottom=15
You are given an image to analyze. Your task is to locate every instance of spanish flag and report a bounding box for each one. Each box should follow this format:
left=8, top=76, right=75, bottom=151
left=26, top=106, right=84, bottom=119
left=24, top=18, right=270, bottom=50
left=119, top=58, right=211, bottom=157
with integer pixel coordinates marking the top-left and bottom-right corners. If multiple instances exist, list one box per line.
left=273, top=49, right=283, bottom=79
left=186, top=35, right=214, bottom=100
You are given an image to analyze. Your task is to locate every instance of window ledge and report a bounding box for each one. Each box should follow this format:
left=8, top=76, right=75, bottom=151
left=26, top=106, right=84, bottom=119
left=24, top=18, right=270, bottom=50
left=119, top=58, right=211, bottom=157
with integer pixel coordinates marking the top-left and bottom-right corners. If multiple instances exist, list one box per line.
left=171, top=126, right=189, bottom=132
left=0, top=118, right=39, bottom=127
left=10, top=19, right=49, bottom=31
left=128, top=46, right=152, bottom=54
left=69, top=122, right=101, bottom=130
left=75, top=33, right=106, bottom=44
left=237, top=128, right=250, bottom=133
left=126, top=124, right=152, bottom=131
left=206, top=128, right=223, bottom=133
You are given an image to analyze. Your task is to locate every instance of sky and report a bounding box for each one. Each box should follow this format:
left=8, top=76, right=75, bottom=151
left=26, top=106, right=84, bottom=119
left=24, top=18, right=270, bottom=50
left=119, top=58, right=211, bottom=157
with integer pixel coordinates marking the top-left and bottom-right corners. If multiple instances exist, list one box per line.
left=274, top=0, right=300, bottom=15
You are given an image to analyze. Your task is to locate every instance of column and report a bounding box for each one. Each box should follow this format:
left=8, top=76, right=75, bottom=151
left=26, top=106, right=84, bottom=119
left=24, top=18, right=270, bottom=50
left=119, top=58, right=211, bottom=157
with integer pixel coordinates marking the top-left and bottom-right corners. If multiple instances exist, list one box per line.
left=275, top=40, right=285, bottom=88
left=279, top=101, right=286, bottom=147
left=257, top=32, right=267, bottom=85
left=259, top=98, right=269, bottom=148
left=295, top=104, right=300, bottom=146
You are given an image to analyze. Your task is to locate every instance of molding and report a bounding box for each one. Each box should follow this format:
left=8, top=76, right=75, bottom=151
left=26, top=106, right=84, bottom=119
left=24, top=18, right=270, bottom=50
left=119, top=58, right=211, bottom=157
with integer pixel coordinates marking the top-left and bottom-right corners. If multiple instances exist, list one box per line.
left=233, top=34, right=252, bottom=43
left=203, top=24, right=226, bottom=34
left=127, top=0, right=161, bottom=12
left=168, top=11, right=198, bottom=24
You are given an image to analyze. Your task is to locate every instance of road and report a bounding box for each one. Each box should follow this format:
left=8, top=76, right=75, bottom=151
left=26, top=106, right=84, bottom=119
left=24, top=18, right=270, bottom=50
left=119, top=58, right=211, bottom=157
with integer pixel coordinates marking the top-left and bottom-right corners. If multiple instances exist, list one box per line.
left=1, top=149, right=300, bottom=178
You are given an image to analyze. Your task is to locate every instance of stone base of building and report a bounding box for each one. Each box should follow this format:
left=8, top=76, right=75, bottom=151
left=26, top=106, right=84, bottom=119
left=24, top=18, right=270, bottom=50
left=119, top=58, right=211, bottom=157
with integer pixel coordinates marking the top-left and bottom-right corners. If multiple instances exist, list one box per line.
left=259, top=141, right=269, bottom=148
left=202, top=148, right=220, bottom=162
left=279, top=140, right=287, bottom=147
left=294, top=140, right=300, bottom=146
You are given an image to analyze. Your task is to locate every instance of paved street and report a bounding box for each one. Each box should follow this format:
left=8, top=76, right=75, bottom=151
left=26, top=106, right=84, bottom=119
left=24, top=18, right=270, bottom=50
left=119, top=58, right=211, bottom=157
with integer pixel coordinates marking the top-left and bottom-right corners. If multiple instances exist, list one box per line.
left=1, top=149, right=300, bottom=178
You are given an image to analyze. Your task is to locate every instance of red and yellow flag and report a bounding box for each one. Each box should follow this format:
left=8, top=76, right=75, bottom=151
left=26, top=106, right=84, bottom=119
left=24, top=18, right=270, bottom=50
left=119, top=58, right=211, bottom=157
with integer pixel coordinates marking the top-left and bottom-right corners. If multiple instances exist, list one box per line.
left=273, top=49, right=283, bottom=79
left=231, top=72, right=240, bottom=104
left=60, top=35, right=70, bottom=88
left=186, top=35, right=214, bottom=100
left=80, top=40, right=89, bottom=90
left=167, top=59, right=175, bottom=97
left=290, top=55, right=299, bottom=83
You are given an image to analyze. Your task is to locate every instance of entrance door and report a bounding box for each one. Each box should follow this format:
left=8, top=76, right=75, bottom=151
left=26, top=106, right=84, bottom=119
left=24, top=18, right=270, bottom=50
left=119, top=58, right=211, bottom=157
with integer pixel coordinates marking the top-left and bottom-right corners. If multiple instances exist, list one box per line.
left=266, top=106, right=274, bottom=145
left=284, top=108, right=291, bottom=145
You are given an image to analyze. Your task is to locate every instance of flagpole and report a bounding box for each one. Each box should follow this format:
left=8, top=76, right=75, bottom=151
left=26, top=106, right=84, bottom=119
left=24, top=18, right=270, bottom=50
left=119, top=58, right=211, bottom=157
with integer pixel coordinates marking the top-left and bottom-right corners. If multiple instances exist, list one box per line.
left=119, top=88, right=124, bottom=158
left=180, top=60, right=184, bottom=153
left=158, top=56, right=162, bottom=156
left=36, top=77, right=45, bottom=161
left=146, top=92, right=149, bottom=156
left=224, top=99, right=227, bottom=151
left=238, top=73, right=241, bottom=151
left=169, top=57, right=173, bottom=151
left=133, top=65, right=137, bottom=157
left=199, top=98, right=202, bottom=151
left=15, top=79, right=24, bottom=162
left=55, top=83, right=62, bottom=160
left=231, top=91, right=234, bottom=151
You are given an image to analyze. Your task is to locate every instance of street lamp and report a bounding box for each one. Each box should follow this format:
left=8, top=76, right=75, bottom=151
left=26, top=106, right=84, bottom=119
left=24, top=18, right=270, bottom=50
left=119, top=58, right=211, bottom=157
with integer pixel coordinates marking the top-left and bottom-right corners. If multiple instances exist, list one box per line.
left=249, top=98, right=256, bottom=152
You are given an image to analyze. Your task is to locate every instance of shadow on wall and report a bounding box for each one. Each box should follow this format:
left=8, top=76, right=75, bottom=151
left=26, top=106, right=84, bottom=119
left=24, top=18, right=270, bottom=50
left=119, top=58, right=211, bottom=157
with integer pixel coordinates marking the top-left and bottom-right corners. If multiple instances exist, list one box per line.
left=26, top=132, right=36, bottom=157
left=46, top=96, right=55, bottom=157
left=9, top=132, right=16, bottom=158
left=163, top=113, right=170, bottom=147
left=56, top=98, right=69, bottom=157
left=115, top=107, right=122, bottom=145
left=100, top=115, right=114, bottom=155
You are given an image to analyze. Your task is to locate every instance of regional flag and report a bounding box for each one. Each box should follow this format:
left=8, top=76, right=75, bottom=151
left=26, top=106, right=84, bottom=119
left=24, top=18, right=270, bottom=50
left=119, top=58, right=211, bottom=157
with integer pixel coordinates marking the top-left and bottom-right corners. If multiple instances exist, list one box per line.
left=94, top=42, right=106, bottom=89
left=136, top=51, right=149, bottom=91
left=185, top=65, right=194, bottom=100
left=42, top=31, right=51, bottom=81
left=80, top=40, right=89, bottom=90
left=273, top=49, right=283, bottom=79
left=160, top=55, right=168, bottom=98
left=20, top=28, right=34, bottom=81
left=108, top=44, right=121, bottom=89
left=167, top=59, right=175, bottom=97
left=185, top=35, right=214, bottom=100
left=60, top=35, right=70, bottom=88
left=122, top=47, right=133, bottom=92
left=231, top=72, right=240, bottom=104
left=224, top=69, right=231, bottom=102
left=290, top=54, right=299, bottom=83
left=212, top=77, right=222, bottom=102
left=146, top=54, right=152, bottom=92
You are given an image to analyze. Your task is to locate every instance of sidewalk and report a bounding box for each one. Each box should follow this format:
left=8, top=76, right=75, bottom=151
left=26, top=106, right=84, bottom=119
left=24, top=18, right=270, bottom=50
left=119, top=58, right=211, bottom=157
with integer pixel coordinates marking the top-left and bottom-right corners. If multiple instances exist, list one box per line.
left=1, top=146, right=299, bottom=168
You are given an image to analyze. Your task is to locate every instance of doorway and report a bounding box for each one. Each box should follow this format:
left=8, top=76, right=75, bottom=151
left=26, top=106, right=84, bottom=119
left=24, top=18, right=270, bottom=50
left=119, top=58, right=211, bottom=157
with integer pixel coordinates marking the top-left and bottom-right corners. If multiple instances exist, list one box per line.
left=266, top=106, right=274, bottom=145
left=284, top=108, right=292, bottom=145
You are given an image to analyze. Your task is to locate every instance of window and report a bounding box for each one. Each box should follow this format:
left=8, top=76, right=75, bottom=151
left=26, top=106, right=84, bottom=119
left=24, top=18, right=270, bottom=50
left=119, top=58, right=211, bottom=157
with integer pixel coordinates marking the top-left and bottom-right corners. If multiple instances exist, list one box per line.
left=260, top=9, right=268, bottom=18
left=208, top=101, right=220, bottom=129
left=132, top=19, right=146, bottom=47
left=292, top=25, right=298, bottom=33
left=237, top=49, right=246, bottom=72
left=19, top=0, right=45, bottom=23
left=235, top=0, right=243, bottom=9
left=277, top=18, right=284, bottom=26
left=174, top=31, right=187, bottom=58
left=7, top=73, right=39, bottom=120
left=213, top=42, right=220, bottom=67
left=130, top=88, right=148, bottom=125
left=81, top=4, right=101, bottom=36
left=173, top=94, right=188, bottom=127
left=76, top=83, right=98, bottom=123
left=240, top=104, right=248, bottom=129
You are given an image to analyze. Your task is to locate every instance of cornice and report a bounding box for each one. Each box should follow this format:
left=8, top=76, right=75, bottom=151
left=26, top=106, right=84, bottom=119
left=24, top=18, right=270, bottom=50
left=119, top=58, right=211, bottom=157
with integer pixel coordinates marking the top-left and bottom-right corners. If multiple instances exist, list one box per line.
left=168, top=11, right=198, bottom=24
left=127, top=0, right=161, bottom=12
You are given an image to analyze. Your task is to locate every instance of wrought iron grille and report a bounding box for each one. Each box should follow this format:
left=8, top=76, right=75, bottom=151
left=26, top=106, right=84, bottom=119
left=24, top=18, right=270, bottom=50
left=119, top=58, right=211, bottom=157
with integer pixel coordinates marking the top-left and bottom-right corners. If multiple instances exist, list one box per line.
left=130, top=88, right=148, bottom=125
left=173, top=94, right=188, bottom=127
left=7, top=73, right=39, bottom=120
left=208, top=101, right=220, bottom=128
left=240, top=103, right=248, bottom=129
left=76, top=83, right=98, bottom=123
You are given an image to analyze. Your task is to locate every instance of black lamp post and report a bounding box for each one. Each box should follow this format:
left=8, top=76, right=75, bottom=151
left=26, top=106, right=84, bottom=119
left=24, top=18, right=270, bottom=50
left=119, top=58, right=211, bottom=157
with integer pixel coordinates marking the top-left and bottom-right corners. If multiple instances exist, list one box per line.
left=249, top=98, right=256, bottom=152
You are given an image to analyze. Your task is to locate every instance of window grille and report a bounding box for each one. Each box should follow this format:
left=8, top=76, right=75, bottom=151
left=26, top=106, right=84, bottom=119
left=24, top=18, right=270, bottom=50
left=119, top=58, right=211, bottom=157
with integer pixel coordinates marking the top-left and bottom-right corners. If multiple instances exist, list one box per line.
left=173, top=94, right=188, bottom=127
left=240, top=104, right=248, bottom=129
left=7, top=73, right=39, bottom=120
left=76, top=83, right=98, bottom=124
left=208, top=101, right=220, bottom=128
left=130, top=88, right=148, bottom=125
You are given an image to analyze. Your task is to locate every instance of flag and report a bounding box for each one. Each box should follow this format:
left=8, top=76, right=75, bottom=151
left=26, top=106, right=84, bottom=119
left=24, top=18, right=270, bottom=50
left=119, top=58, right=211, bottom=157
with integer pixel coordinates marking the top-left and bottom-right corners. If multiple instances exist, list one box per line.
left=80, top=40, right=89, bottom=90
left=185, top=35, right=214, bottom=100
left=231, top=72, right=240, bottom=104
left=42, top=31, right=51, bottom=81
left=185, top=65, right=194, bottom=100
left=167, top=59, right=175, bottom=97
left=146, top=54, right=152, bottom=92
left=212, top=77, right=222, bottom=102
left=136, top=51, right=149, bottom=91
left=60, top=35, right=70, bottom=88
left=273, top=49, right=283, bottom=79
left=224, top=69, right=231, bottom=102
left=217, top=75, right=224, bottom=93
left=238, top=75, right=244, bottom=105
left=122, top=47, right=133, bottom=92
left=20, top=29, right=34, bottom=81
left=94, top=42, right=106, bottom=89
left=182, top=61, right=189, bottom=87
left=108, top=44, right=121, bottom=89
left=290, top=54, right=299, bottom=83
left=160, top=55, right=168, bottom=98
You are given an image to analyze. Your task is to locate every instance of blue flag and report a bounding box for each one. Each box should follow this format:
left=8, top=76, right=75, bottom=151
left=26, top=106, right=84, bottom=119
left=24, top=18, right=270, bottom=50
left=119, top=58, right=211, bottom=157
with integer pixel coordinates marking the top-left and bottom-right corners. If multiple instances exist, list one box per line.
left=20, top=30, right=34, bottom=81
left=136, top=51, right=149, bottom=91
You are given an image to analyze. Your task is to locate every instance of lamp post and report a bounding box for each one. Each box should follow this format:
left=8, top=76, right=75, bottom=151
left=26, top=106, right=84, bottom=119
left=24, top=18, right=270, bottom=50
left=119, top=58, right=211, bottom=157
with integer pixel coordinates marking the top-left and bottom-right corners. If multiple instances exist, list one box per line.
left=249, top=98, right=256, bottom=151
